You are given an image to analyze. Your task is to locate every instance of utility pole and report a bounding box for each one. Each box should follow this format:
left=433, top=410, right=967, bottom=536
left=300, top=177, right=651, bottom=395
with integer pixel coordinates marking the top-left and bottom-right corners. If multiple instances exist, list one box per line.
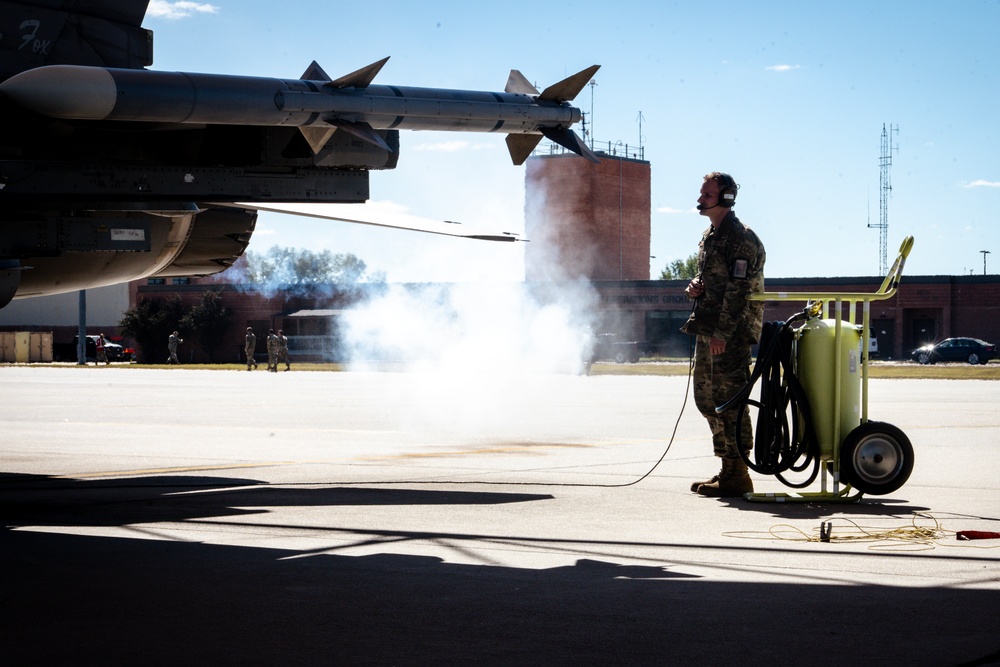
left=981, top=250, right=991, bottom=275
left=636, top=110, right=645, bottom=153
left=588, top=79, right=597, bottom=151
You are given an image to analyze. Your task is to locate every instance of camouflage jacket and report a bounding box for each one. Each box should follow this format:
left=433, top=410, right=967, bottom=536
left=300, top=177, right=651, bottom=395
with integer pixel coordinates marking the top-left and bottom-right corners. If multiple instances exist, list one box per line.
left=682, top=211, right=765, bottom=345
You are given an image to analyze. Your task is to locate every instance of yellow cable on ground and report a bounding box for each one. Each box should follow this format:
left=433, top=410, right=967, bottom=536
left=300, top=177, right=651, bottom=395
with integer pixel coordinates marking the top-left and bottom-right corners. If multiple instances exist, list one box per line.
left=724, top=512, right=1000, bottom=551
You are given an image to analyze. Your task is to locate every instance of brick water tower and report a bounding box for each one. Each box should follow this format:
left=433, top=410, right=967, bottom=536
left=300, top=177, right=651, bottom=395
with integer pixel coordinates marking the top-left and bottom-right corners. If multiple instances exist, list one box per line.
left=523, top=147, right=651, bottom=282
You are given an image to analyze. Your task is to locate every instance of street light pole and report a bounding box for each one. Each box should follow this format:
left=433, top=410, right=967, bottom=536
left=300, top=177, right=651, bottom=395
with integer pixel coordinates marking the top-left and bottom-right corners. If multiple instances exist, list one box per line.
left=981, top=250, right=991, bottom=275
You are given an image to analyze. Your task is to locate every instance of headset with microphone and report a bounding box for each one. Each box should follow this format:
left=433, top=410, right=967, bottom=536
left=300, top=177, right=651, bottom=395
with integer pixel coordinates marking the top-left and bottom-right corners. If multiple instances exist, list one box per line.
left=696, top=172, right=739, bottom=211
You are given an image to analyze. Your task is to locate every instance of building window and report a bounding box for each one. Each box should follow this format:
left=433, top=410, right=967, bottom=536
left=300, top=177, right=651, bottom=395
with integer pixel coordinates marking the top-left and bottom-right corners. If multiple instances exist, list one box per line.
left=147, top=278, right=165, bottom=285
left=171, top=278, right=190, bottom=285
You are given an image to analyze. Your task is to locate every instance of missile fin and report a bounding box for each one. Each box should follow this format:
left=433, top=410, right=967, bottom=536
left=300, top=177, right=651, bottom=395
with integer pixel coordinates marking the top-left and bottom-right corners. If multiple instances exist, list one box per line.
left=505, top=133, right=543, bottom=165
left=538, top=64, right=600, bottom=103
left=298, top=126, right=337, bottom=154
left=301, top=61, right=332, bottom=82
left=326, top=119, right=393, bottom=152
left=325, top=57, right=390, bottom=89
left=540, top=126, right=600, bottom=163
left=505, top=70, right=539, bottom=95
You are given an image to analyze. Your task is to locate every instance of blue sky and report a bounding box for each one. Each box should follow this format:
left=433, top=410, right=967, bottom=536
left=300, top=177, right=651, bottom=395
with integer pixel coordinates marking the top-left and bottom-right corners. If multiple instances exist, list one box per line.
left=145, top=0, right=1000, bottom=282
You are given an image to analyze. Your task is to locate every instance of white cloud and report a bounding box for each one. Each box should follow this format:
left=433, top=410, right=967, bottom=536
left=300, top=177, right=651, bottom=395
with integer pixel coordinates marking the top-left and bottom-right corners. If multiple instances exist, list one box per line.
left=656, top=206, right=697, bottom=214
left=963, top=179, right=1000, bottom=189
left=147, top=1, right=219, bottom=19
left=766, top=64, right=800, bottom=72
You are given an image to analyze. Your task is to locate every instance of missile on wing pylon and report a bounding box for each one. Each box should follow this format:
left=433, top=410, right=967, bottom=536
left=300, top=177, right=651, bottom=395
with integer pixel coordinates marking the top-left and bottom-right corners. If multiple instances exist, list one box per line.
left=0, top=58, right=600, bottom=165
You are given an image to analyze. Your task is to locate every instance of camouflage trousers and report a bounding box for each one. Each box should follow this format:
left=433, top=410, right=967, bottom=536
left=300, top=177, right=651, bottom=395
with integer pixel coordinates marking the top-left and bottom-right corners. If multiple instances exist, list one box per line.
left=692, top=335, right=754, bottom=458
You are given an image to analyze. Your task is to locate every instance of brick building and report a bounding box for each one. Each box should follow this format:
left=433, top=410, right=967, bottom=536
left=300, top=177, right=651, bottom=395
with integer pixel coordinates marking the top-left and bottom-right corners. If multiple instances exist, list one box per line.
left=524, top=151, right=651, bottom=282
left=590, top=275, right=1000, bottom=360
left=123, top=273, right=1000, bottom=363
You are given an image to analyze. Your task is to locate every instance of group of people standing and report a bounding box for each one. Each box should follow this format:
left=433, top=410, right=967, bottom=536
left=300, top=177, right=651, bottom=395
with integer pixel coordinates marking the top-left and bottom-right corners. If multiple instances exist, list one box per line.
left=153, top=327, right=289, bottom=370
left=244, top=326, right=290, bottom=372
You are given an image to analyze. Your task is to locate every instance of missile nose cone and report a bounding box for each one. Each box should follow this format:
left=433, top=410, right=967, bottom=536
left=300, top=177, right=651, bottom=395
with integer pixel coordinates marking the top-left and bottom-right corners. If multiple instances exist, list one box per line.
left=1, top=65, right=117, bottom=120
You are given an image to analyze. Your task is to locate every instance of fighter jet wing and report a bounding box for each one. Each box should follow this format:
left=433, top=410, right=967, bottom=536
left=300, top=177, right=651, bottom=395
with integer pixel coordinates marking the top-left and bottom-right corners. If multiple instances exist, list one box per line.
left=230, top=202, right=522, bottom=243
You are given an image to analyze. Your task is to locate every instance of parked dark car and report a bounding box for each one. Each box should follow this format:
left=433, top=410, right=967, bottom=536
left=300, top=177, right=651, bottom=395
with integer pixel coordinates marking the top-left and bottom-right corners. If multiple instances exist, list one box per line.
left=590, top=333, right=642, bottom=364
left=910, top=337, right=996, bottom=365
left=75, top=335, right=126, bottom=362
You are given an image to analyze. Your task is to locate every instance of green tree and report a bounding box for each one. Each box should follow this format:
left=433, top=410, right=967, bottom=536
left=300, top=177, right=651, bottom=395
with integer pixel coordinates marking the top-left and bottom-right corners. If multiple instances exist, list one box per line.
left=180, top=289, right=232, bottom=362
left=118, top=296, right=188, bottom=364
left=659, top=254, right=699, bottom=280
left=240, top=246, right=381, bottom=285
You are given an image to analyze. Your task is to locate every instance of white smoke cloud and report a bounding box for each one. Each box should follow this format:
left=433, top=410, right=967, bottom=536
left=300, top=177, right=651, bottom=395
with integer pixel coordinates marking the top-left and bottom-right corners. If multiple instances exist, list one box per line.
left=336, top=280, right=598, bottom=430
left=332, top=182, right=602, bottom=427
left=147, top=1, right=219, bottom=19
left=340, top=281, right=596, bottom=375
left=963, top=179, right=1000, bottom=189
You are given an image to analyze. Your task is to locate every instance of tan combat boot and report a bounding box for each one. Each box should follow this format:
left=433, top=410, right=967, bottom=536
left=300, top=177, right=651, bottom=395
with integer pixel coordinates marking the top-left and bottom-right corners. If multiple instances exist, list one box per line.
left=690, top=474, right=719, bottom=493
left=696, top=457, right=753, bottom=497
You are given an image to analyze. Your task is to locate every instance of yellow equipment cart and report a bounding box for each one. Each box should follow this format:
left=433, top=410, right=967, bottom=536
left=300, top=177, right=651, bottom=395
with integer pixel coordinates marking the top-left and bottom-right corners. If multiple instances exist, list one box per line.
left=737, top=236, right=915, bottom=503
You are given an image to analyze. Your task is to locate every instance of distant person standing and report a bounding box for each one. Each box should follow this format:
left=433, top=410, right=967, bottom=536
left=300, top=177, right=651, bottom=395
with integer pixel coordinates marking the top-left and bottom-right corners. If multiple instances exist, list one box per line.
left=244, top=327, right=258, bottom=370
left=95, top=334, right=109, bottom=366
left=277, top=329, right=290, bottom=371
left=266, top=329, right=278, bottom=372
left=167, top=330, right=183, bottom=364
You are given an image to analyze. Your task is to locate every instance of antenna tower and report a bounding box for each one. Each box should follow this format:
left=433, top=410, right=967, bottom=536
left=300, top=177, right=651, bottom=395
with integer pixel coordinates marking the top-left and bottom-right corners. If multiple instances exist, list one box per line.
left=870, top=123, right=898, bottom=275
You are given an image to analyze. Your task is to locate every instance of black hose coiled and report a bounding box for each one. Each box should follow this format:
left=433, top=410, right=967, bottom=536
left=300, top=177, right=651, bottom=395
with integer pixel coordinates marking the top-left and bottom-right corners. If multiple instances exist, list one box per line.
left=716, top=313, right=821, bottom=488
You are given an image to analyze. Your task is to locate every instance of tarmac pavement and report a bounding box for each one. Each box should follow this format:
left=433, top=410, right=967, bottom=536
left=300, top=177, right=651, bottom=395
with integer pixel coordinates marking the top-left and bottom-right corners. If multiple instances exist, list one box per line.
left=1, top=366, right=998, bottom=665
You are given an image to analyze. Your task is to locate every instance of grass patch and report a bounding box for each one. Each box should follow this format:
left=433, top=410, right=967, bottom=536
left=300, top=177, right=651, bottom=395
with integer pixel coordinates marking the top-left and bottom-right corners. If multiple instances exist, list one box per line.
left=26, top=360, right=1000, bottom=380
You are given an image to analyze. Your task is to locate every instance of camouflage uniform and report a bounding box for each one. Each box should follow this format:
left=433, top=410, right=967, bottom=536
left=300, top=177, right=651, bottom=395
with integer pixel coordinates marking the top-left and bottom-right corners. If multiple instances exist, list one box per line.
left=266, top=330, right=279, bottom=372
left=167, top=331, right=182, bottom=364
left=277, top=330, right=290, bottom=371
left=244, top=328, right=257, bottom=370
left=682, top=210, right=765, bottom=459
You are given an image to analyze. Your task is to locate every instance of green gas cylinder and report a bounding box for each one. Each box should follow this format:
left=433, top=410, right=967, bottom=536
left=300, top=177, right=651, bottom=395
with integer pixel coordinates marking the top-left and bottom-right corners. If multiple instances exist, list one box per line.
left=796, top=318, right=862, bottom=459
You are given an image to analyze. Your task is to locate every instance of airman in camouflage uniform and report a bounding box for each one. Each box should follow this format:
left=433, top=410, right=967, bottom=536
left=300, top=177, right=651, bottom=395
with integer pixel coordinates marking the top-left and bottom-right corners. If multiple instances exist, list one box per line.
left=277, top=330, right=290, bottom=371
left=266, top=329, right=279, bottom=372
left=167, top=331, right=182, bottom=364
left=244, top=327, right=258, bottom=370
left=681, top=172, right=765, bottom=497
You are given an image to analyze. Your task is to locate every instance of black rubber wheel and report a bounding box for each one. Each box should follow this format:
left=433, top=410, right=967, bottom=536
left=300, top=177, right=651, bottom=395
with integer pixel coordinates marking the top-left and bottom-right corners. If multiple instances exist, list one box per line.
left=840, top=421, right=914, bottom=495
left=968, top=353, right=981, bottom=365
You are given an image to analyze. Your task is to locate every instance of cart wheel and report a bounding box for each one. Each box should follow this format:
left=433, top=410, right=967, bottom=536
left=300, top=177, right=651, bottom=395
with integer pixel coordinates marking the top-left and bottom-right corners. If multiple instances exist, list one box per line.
left=840, top=422, right=914, bottom=495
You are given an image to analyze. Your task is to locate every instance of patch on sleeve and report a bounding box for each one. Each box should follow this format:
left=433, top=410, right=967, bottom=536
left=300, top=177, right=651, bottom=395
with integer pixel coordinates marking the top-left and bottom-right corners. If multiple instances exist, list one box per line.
left=732, top=258, right=749, bottom=279
left=736, top=242, right=758, bottom=261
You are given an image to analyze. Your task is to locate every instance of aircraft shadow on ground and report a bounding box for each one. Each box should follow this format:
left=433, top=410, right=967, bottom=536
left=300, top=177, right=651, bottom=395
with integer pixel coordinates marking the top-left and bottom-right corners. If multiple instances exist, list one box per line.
left=1, top=473, right=998, bottom=666
left=0, top=473, right=553, bottom=526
